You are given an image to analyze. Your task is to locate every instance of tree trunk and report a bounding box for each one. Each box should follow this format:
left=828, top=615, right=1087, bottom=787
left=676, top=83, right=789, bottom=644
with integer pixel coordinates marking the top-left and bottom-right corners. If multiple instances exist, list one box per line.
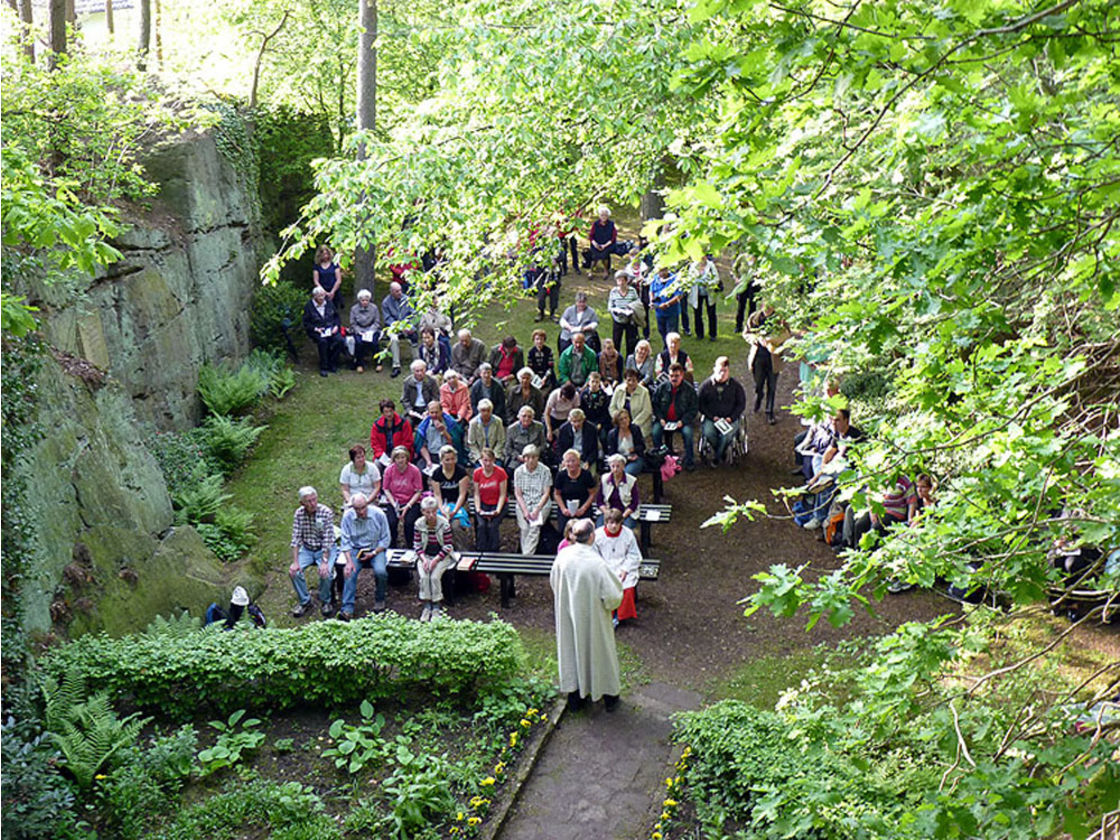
left=64, top=0, right=74, bottom=23
left=354, top=0, right=378, bottom=294
left=48, top=0, right=66, bottom=65
left=153, top=0, right=163, bottom=65
left=250, top=10, right=292, bottom=109
left=137, top=0, right=151, bottom=70
left=105, top=0, right=114, bottom=35
left=18, top=0, right=33, bottom=60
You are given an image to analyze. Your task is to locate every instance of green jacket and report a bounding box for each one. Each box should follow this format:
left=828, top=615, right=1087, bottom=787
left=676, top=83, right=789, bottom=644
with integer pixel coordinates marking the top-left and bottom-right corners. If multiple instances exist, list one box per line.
left=558, top=345, right=598, bottom=385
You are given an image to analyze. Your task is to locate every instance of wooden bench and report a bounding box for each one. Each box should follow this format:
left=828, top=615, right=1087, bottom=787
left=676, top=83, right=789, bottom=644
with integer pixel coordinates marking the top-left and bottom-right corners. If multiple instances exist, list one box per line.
left=384, top=549, right=660, bottom=608
left=464, top=499, right=672, bottom=553
left=1048, top=585, right=1118, bottom=623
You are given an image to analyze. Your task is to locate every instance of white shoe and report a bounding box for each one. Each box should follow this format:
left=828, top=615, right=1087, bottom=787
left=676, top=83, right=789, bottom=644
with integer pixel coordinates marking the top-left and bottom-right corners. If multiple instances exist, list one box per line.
left=420, top=603, right=432, bottom=622
left=803, top=517, right=822, bottom=530
left=429, top=605, right=444, bottom=621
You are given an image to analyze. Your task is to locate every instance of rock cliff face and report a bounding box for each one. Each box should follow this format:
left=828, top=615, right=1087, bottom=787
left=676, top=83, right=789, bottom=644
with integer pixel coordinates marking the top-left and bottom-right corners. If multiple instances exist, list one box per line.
left=16, top=131, right=260, bottom=637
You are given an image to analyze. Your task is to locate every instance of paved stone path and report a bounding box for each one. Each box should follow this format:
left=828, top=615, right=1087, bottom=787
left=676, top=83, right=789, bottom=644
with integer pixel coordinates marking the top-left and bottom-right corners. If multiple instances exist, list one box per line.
left=497, top=682, right=701, bottom=840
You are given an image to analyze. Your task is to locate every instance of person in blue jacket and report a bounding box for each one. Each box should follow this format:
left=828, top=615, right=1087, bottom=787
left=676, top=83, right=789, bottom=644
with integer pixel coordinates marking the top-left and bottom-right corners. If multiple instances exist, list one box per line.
left=413, top=400, right=466, bottom=468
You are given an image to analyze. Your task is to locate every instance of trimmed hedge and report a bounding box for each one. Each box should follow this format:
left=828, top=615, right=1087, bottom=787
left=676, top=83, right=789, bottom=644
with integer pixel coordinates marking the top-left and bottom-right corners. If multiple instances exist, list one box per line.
left=43, top=615, right=523, bottom=719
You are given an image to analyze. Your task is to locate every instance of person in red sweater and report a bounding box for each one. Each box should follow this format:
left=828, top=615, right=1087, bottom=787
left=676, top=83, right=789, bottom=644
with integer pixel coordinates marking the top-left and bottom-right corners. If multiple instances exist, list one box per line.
left=369, top=399, right=414, bottom=467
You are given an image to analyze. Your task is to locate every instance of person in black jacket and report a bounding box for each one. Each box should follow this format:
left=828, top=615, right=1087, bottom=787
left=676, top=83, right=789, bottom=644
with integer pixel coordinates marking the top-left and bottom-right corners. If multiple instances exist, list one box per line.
left=697, top=356, right=747, bottom=466
left=652, top=363, right=699, bottom=470
left=303, top=287, right=345, bottom=376
left=555, top=408, right=600, bottom=470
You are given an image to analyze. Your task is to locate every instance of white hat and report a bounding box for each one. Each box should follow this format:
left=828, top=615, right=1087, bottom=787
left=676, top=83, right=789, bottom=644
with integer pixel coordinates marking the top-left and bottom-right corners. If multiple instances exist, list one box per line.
left=231, top=586, right=250, bottom=607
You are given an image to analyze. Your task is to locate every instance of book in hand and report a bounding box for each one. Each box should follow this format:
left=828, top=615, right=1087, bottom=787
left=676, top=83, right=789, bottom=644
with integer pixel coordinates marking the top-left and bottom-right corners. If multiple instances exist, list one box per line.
left=661, top=420, right=681, bottom=431
left=317, top=326, right=338, bottom=337
left=714, top=418, right=733, bottom=435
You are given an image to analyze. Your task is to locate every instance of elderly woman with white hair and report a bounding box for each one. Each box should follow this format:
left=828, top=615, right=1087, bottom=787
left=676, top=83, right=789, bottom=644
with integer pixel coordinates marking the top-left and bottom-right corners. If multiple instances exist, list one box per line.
left=586, top=206, right=618, bottom=280
left=349, top=288, right=383, bottom=373
left=439, top=369, right=473, bottom=423
left=302, top=286, right=344, bottom=377
left=509, top=444, right=552, bottom=605
left=413, top=495, right=455, bottom=622
left=596, top=453, right=641, bottom=529
left=506, top=366, right=546, bottom=424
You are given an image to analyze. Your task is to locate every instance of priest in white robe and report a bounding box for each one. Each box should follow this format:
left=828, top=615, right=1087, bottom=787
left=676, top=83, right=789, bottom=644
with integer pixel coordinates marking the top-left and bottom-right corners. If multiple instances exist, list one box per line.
left=550, top=518, right=623, bottom=710
left=594, top=509, right=643, bottom=622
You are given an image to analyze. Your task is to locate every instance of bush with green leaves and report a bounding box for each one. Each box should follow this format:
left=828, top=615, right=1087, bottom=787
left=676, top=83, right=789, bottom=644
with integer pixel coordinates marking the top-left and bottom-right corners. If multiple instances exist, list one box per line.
left=147, top=430, right=214, bottom=497
left=96, top=725, right=198, bottom=840
left=170, top=472, right=255, bottom=562
left=380, top=744, right=456, bottom=839
left=197, top=709, right=265, bottom=777
left=249, top=279, right=309, bottom=356
left=197, top=414, right=266, bottom=474
left=44, top=615, right=524, bottom=719
left=197, top=361, right=270, bottom=417
left=154, top=778, right=340, bottom=840
left=322, top=699, right=388, bottom=774
left=0, top=725, right=83, bottom=840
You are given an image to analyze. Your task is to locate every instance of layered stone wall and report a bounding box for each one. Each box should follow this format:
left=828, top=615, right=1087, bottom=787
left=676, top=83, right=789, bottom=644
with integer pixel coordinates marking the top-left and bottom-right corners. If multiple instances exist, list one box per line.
left=15, top=131, right=261, bottom=636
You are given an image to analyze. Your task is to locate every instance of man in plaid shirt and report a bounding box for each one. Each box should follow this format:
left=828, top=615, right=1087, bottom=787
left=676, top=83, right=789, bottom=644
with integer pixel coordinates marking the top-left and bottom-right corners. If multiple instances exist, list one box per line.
left=289, top=486, right=337, bottom=618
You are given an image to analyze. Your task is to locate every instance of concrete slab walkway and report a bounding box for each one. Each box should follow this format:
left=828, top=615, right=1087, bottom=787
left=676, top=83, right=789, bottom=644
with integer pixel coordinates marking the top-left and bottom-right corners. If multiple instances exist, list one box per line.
left=497, top=682, right=701, bottom=840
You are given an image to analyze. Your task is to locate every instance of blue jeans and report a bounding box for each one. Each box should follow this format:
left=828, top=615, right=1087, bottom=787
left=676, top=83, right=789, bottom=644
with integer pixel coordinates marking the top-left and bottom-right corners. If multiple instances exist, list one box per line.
left=342, top=549, right=388, bottom=614
left=291, top=545, right=336, bottom=606
left=701, top=418, right=740, bottom=462
left=624, top=458, right=644, bottom=477
left=653, top=421, right=695, bottom=466
left=655, top=308, right=679, bottom=346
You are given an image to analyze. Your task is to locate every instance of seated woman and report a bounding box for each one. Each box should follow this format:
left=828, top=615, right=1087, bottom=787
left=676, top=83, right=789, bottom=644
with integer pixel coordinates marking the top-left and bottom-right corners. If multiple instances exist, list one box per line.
left=506, top=367, right=546, bottom=425
left=605, top=409, right=646, bottom=478
left=381, top=445, right=424, bottom=548
left=625, top=339, right=656, bottom=389
left=510, top=444, right=553, bottom=605
left=488, top=335, right=524, bottom=386
left=427, top=444, right=473, bottom=551
left=846, top=472, right=919, bottom=549
left=527, top=328, right=557, bottom=390
left=597, top=453, right=641, bottom=529
left=339, top=444, right=381, bottom=511
left=369, top=399, right=414, bottom=467
left=440, top=370, right=473, bottom=424
left=654, top=332, right=694, bottom=383
left=413, top=495, right=455, bottom=622
left=544, top=382, right=581, bottom=448
left=349, top=289, right=383, bottom=373
left=579, top=371, right=613, bottom=448
left=595, top=508, right=643, bottom=624
left=473, top=447, right=508, bottom=554
left=417, top=326, right=450, bottom=377
left=553, top=448, right=597, bottom=537
left=598, top=337, right=623, bottom=389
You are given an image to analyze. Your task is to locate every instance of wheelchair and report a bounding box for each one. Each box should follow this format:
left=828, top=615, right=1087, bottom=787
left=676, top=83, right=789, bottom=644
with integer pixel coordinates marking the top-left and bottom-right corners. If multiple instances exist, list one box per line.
left=696, top=415, right=749, bottom=466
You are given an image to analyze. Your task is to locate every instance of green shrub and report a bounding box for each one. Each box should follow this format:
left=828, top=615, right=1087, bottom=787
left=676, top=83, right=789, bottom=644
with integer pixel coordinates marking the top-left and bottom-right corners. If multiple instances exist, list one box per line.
left=197, top=362, right=269, bottom=417
left=197, top=709, right=265, bottom=777
left=148, top=430, right=212, bottom=497
left=172, top=474, right=229, bottom=525
left=43, top=615, right=525, bottom=719
left=380, top=745, right=456, bottom=839
left=96, top=726, right=197, bottom=840
left=322, top=699, right=387, bottom=774
left=154, top=778, right=340, bottom=840
left=244, top=348, right=296, bottom=399
left=250, top=280, right=308, bottom=356
left=0, top=725, right=83, bottom=840
left=142, top=611, right=202, bottom=639
left=198, top=414, right=266, bottom=474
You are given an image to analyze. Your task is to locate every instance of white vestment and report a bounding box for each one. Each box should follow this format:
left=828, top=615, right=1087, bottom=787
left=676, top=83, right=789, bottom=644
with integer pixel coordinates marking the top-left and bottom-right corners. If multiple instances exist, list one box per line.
left=550, top=542, right=623, bottom=700
left=593, top=525, right=642, bottom=589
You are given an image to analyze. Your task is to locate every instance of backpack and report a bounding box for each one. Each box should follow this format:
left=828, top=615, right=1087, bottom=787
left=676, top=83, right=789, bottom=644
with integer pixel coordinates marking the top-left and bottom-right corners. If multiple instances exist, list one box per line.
left=247, top=604, right=267, bottom=629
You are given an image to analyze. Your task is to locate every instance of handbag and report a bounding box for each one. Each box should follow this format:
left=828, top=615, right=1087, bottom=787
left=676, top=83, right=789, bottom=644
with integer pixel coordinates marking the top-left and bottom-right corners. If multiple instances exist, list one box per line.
left=660, top=454, right=680, bottom=482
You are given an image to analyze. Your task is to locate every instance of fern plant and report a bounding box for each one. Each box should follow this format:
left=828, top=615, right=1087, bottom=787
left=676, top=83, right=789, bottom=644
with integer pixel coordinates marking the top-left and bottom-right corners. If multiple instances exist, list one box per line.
left=199, top=414, right=266, bottom=474
left=172, top=474, right=229, bottom=524
left=142, top=610, right=202, bottom=639
left=268, top=365, right=295, bottom=399
left=43, top=674, right=150, bottom=791
left=197, top=362, right=269, bottom=416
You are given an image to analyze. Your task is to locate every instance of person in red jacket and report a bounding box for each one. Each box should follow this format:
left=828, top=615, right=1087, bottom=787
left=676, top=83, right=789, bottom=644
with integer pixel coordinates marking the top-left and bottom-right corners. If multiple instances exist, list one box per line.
left=369, top=399, right=414, bottom=467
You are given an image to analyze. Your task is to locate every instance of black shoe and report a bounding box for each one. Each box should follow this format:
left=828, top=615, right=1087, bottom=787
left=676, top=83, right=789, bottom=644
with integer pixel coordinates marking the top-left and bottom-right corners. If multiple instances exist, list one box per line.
left=391, top=367, right=401, bottom=378
left=604, top=694, right=620, bottom=712
left=291, top=601, right=312, bottom=618
left=709, top=335, right=717, bottom=342
left=337, top=611, right=352, bottom=622
left=767, top=414, right=776, bottom=425
left=320, top=601, right=335, bottom=617
left=319, top=370, right=329, bottom=378
left=567, top=691, right=584, bottom=711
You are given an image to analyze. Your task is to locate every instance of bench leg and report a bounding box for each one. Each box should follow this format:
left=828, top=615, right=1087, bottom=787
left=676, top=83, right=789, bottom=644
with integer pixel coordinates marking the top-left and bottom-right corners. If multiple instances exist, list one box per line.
left=499, top=574, right=515, bottom=609
left=652, top=470, right=664, bottom=504
left=640, top=522, right=652, bottom=554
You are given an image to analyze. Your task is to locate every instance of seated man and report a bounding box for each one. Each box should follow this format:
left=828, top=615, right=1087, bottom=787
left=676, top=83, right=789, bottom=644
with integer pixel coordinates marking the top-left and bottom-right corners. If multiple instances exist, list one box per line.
left=400, top=359, right=440, bottom=426
left=469, top=362, right=507, bottom=422
left=439, top=370, right=472, bottom=424
left=558, top=331, right=598, bottom=388
left=802, top=408, right=865, bottom=531
left=652, top=362, right=699, bottom=470
left=302, top=287, right=344, bottom=377
left=558, top=291, right=600, bottom=354
left=288, top=486, right=337, bottom=618
left=349, top=288, right=383, bottom=373
left=381, top=281, right=418, bottom=378
left=488, top=335, right=524, bottom=385
left=417, top=326, right=450, bottom=377
left=467, top=398, right=508, bottom=467
left=505, top=405, right=547, bottom=468
left=339, top=492, right=392, bottom=619
left=697, top=356, right=746, bottom=466
left=556, top=408, right=599, bottom=471
left=414, top=400, right=465, bottom=470
left=450, top=328, right=487, bottom=382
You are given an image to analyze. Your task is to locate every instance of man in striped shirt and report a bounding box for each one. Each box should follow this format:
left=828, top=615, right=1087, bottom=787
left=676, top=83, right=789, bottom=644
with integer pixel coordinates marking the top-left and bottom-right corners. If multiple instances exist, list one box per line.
left=289, top=486, right=337, bottom=618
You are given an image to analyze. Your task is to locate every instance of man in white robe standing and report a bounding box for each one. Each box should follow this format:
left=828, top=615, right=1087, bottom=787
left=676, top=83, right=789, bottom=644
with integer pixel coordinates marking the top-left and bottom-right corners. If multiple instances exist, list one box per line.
left=550, top=518, right=623, bottom=711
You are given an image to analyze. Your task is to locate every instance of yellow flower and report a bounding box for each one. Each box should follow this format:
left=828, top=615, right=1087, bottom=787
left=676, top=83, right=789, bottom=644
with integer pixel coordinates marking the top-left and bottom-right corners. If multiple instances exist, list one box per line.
left=449, top=828, right=459, bottom=835
left=509, top=732, right=519, bottom=747
left=456, top=812, right=465, bottom=821
left=467, top=816, right=481, bottom=826
left=661, top=811, right=670, bottom=821
left=664, top=798, right=678, bottom=808
left=665, top=777, right=674, bottom=788
left=480, top=777, right=496, bottom=786
left=520, top=719, right=531, bottom=727
left=652, top=833, right=662, bottom=840
left=94, top=774, right=108, bottom=780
